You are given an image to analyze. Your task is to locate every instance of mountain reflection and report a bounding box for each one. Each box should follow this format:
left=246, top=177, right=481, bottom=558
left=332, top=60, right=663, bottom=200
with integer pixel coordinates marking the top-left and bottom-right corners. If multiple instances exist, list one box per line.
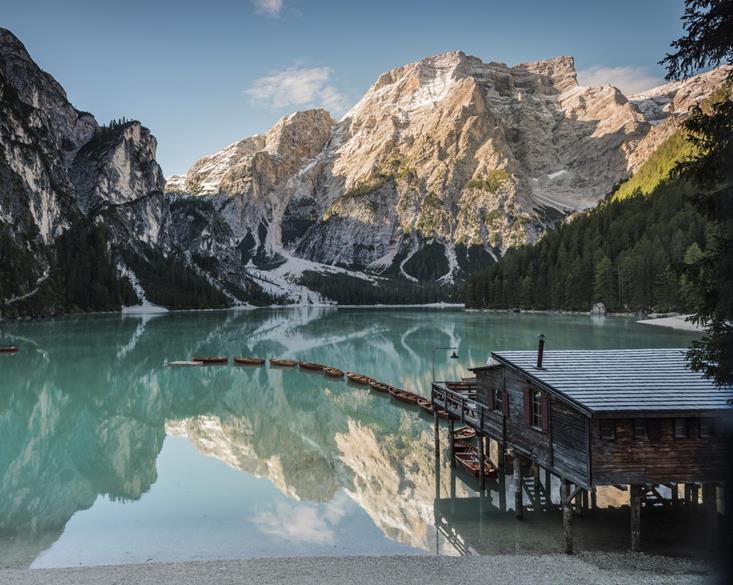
left=0, top=308, right=475, bottom=567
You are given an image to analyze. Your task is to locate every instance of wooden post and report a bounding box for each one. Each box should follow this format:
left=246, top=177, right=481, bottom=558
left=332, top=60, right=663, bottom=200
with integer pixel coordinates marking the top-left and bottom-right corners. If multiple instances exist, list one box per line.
left=670, top=483, right=679, bottom=506
left=498, top=464, right=507, bottom=512
left=513, top=452, right=524, bottom=519
left=478, top=433, right=486, bottom=491
left=692, top=483, right=700, bottom=506
left=684, top=483, right=692, bottom=505
left=582, top=489, right=589, bottom=512
left=448, top=418, right=456, bottom=469
left=575, top=487, right=584, bottom=517
left=533, top=464, right=540, bottom=510
left=561, top=479, right=573, bottom=554
left=630, top=484, right=642, bottom=552
left=496, top=440, right=505, bottom=474
left=702, top=483, right=717, bottom=536
left=545, top=468, right=552, bottom=509
left=590, top=487, right=597, bottom=510
left=433, top=411, right=440, bottom=461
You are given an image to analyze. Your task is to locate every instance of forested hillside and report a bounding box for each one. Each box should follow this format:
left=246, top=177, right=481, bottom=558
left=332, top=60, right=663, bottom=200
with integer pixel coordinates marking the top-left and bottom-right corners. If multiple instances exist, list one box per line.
left=464, top=130, right=711, bottom=313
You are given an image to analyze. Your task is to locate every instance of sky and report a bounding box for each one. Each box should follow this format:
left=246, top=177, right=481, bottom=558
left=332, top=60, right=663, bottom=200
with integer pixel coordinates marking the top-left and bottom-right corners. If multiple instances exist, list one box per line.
left=3, top=0, right=687, bottom=176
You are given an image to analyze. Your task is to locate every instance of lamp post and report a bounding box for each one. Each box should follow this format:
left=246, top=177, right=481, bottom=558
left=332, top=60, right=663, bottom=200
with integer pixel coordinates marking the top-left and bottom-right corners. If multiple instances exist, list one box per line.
left=432, top=346, right=459, bottom=382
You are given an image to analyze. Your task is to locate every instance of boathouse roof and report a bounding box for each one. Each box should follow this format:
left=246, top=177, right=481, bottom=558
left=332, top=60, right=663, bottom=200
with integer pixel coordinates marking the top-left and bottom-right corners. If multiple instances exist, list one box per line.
left=488, top=348, right=733, bottom=414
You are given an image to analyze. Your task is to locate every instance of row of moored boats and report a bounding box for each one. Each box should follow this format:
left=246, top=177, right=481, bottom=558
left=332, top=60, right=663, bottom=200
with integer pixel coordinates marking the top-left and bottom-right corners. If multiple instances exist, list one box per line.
left=166, top=355, right=452, bottom=419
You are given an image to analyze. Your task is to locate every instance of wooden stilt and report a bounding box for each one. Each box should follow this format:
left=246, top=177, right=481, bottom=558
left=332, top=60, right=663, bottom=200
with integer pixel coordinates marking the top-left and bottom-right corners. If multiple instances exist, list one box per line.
left=590, top=487, right=597, bottom=511
left=478, top=433, right=486, bottom=491
left=692, top=483, right=700, bottom=506
left=684, top=483, right=693, bottom=505
left=533, top=464, right=540, bottom=510
left=513, top=452, right=524, bottom=519
left=670, top=483, right=679, bottom=506
left=545, top=468, right=552, bottom=509
left=630, top=484, right=642, bottom=552
left=433, top=411, right=440, bottom=461
left=702, top=483, right=718, bottom=536
left=582, top=488, right=589, bottom=512
left=496, top=440, right=505, bottom=474
left=448, top=418, right=456, bottom=469
left=498, top=465, right=507, bottom=512
left=575, top=487, right=584, bottom=517
left=561, top=479, right=573, bottom=554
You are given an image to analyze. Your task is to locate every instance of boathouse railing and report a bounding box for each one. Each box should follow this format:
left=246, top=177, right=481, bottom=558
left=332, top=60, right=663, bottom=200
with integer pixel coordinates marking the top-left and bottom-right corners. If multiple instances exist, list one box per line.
left=431, top=382, right=487, bottom=430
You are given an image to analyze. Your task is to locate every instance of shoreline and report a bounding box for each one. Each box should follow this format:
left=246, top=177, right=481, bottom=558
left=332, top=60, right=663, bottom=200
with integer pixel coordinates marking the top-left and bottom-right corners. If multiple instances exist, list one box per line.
left=0, top=553, right=718, bottom=585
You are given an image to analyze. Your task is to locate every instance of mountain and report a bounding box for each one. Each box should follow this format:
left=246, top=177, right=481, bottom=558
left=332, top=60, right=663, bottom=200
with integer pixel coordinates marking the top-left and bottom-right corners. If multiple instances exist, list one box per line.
left=168, top=51, right=728, bottom=295
left=0, top=28, right=256, bottom=317
left=0, top=28, right=728, bottom=315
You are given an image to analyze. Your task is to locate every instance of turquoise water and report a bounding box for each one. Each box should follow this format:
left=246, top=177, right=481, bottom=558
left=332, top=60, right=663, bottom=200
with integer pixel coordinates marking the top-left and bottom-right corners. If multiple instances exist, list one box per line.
left=0, top=309, right=699, bottom=568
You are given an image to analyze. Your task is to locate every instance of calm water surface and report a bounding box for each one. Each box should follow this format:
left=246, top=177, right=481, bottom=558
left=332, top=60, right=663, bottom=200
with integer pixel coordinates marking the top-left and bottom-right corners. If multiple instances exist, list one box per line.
left=0, top=309, right=701, bottom=568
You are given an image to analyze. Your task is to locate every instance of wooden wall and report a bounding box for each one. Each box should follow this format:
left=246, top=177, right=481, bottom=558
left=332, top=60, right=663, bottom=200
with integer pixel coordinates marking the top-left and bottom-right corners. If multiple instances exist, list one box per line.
left=591, top=417, right=731, bottom=485
left=475, top=365, right=590, bottom=487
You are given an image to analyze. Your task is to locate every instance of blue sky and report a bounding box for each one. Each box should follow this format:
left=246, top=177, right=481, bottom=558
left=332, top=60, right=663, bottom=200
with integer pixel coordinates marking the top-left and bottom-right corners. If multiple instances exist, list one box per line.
left=3, top=0, right=686, bottom=175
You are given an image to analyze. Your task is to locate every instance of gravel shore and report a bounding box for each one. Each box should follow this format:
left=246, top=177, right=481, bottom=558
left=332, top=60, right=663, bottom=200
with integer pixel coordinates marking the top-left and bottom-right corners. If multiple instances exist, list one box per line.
left=0, top=553, right=721, bottom=585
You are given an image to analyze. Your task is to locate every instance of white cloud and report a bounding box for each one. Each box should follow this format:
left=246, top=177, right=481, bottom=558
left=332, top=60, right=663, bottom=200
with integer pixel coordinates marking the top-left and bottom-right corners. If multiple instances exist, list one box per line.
left=245, top=65, right=347, bottom=113
left=253, top=494, right=350, bottom=545
left=252, top=0, right=284, bottom=17
left=577, top=65, right=663, bottom=96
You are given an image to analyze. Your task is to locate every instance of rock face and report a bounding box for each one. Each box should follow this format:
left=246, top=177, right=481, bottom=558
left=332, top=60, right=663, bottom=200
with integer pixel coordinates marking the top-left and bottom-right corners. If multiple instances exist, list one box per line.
left=170, top=51, right=728, bottom=287
left=0, top=28, right=249, bottom=316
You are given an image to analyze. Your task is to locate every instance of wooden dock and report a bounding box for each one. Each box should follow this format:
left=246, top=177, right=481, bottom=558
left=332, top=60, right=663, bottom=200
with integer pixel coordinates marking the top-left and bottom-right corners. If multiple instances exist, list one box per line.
left=431, top=343, right=733, bottom=553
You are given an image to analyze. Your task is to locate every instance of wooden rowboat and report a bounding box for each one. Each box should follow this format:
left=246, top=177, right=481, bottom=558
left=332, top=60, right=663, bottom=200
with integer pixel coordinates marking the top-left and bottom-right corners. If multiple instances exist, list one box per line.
left=323, top=367, right=345, bottom=378
left=455, top=451, right=498, bottom=480
left=0, top=346, right=19, bottom=353
left=417, top=397, right=450, bottom=419
left=388, top=387, right=419, bottom=406
left=192, top=356, right=228, bottom=364
left=453, top=426, right=477, bottom=440
left=346, top=372, right=372, bottom=385
left=368, top=380, right=390, bottom=393
left=270, top=358, right=297, bottom=367
left=165, top=360, right=203, bottom=367
left=416, top=397, right=434, bottom=414
left=234, top=357, right=265, bottom=366
left=299, top=361, right=325, bottom=371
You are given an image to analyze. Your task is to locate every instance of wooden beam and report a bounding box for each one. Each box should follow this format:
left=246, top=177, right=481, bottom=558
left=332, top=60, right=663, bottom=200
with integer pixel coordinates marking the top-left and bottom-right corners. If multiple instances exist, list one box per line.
left=630, top=484, right=642, bottom=552
left=433, top=411, right=440, bottom=462
left=448, top=418, right=456, bottom=469
left=514, top=452, right=524, bottom=520
left=561, top=479, right=573, bottom=554
left=478, top=432, right=486, bottom=491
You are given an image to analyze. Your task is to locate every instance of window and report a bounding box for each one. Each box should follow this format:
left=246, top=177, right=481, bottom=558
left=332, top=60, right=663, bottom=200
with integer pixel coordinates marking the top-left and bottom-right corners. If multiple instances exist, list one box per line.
left=494, top=388, right=503, bottom=413
left=633, top=419, right=646, bottom=439
left=673, top=418, right=687, bottom=439
left=700, top=418, right=716, bottom=438
left=647, top=419, right=664, bottom=441
left=600, top=419, right=615, bottom=440
left=530, top=390, right=542, bottom=428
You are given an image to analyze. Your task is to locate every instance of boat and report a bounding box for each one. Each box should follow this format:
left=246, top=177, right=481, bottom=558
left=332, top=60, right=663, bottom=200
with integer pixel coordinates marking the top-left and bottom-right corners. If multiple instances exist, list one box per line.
left=165, top=360, right=203, bottom=367
left=323, top=367, right=345, bottom=378
left=346, top=372, right=372, bottom=385
left=233, top=357, right=265, bottom=366
left=461, top=375, right=477, bottom=382
left=299, top=361, right=325, bottom=371
left=453, top=426, right=477, bottom=440
left=368, top=380, right=390, bottom=393
left=416, top=397, right=434, bottom=415
left=388, top=387, right=419, bottom=406
left=0, top=346, right=19, bottom=353
left=192, top=356, right=228, bottom=364
left=270, top=358, right=297, bottom=367
left=455, top=451, right=498, bottom=480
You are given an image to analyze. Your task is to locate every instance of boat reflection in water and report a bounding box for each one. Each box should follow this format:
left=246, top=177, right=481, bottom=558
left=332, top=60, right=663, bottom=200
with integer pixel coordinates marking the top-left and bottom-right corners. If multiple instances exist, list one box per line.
left=0, top=308, right=704, bottom=568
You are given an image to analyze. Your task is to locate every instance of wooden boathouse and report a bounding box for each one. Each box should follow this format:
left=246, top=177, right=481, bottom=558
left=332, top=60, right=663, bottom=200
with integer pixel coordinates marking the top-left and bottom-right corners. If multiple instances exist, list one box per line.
left=431, top=340, right=733, bottom=552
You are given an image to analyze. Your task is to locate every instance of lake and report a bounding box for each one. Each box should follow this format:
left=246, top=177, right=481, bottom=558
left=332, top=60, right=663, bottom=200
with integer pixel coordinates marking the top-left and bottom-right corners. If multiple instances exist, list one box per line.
left=0, top=308, right=704, bottom=568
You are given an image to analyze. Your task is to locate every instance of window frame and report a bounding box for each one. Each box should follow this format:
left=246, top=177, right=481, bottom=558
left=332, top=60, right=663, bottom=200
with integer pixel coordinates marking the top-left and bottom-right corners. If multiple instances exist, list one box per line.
left=493, top=388, right=503, bottom=413
left=600, top=419, right=616, bottom=440
left=530, top=389, right=542, bottom=429
left=673, top=418, right=688, bottom=439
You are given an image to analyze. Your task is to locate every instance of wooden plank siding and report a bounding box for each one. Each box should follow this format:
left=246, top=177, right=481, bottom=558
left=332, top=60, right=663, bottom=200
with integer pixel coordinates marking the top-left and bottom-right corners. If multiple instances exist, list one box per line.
left=473, top=365, right=590, bottom=487
left=591, top=417, right=730, bottom=485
